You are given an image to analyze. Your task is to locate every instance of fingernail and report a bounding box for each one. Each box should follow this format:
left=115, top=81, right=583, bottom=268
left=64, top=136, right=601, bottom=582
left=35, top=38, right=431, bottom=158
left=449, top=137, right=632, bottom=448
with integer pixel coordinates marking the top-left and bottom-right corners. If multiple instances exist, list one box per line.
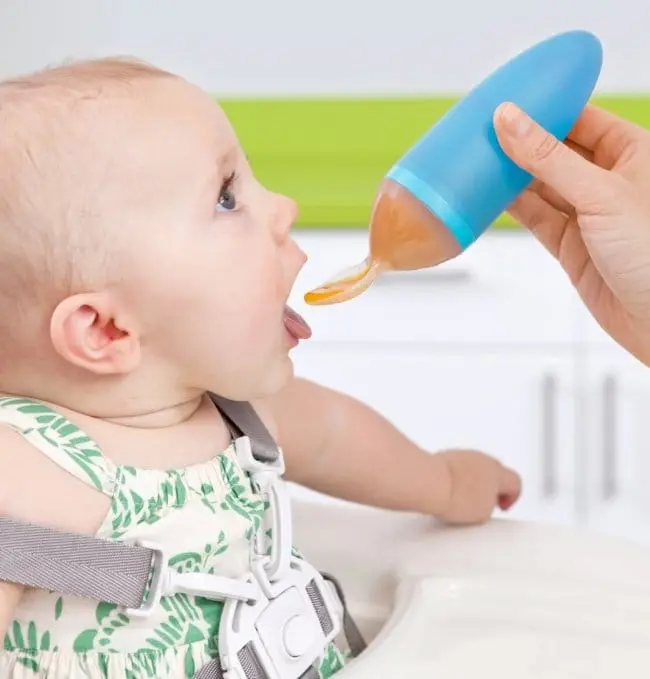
left=499, top=102, right=532, bottom=138
left=498, top=494, right=515, bottom=511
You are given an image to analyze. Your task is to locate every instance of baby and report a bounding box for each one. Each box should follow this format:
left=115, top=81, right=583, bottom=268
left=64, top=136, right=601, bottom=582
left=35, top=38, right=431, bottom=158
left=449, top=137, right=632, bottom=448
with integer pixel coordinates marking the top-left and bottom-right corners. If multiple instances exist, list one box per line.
left=0, top=58, right=521, bottom=678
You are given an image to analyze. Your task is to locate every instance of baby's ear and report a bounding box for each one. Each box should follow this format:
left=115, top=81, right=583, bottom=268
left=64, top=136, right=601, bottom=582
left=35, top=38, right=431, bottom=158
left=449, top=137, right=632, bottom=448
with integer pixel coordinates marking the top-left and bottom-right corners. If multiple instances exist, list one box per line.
left=49, top=292, right=141, bottom=375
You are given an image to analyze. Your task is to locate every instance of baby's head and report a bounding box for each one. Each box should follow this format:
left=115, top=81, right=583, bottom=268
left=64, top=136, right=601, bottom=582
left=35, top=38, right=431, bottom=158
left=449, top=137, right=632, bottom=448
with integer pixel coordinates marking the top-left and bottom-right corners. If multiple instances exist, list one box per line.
left=0, top=57, right=305, bottom=411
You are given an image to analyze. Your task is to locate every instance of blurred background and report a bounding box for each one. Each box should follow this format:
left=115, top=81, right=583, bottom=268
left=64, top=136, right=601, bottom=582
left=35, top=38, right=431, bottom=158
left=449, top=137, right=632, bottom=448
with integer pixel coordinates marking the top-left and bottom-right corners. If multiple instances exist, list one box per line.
left=3, top=1, right=650, bottom=545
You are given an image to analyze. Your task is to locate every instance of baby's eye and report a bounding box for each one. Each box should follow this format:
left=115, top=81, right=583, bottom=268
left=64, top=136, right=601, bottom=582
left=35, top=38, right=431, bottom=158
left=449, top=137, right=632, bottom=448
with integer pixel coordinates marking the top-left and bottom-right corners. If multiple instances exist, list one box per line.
left=216, top=171, right=237, bottom=212
left=217, top=186, right=237, bottom=212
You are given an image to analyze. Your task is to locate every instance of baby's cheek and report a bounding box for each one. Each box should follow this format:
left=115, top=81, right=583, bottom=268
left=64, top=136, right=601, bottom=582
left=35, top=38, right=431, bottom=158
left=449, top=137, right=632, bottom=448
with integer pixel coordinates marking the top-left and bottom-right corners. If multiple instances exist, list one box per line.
left=245, top=261, right=285, bottom=308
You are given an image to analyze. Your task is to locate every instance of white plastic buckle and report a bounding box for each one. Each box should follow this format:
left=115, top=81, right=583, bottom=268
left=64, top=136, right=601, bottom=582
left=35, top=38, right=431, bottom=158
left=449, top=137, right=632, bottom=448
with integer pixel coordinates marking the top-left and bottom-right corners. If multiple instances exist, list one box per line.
left=125, top=540, right=168, bottom=618
left=235, top=437, right=293, bottom=582
left=219, top=557, right=343, bottom=679
left=234, top=435, right=285, bottom=481
left=125, top=540, right=260, bottom=619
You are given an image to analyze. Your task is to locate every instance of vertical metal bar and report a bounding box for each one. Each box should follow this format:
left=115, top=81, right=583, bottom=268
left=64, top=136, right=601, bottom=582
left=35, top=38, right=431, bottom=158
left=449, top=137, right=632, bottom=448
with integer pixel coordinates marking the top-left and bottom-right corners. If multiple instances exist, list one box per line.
left=602, top=374, right=618, bottom=500
left=542, top=373, right=558, bottom=498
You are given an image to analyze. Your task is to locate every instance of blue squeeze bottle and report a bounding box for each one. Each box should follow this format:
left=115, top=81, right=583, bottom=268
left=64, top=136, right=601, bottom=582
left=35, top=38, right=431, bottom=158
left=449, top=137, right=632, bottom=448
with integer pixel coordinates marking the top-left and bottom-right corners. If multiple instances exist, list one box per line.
left=304, top=30, right=603, bottom=306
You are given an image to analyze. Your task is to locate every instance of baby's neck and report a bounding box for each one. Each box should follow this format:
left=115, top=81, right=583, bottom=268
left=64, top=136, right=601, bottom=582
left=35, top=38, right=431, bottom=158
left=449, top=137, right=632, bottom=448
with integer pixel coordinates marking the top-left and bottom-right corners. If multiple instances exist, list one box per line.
left=0, top=368, right=205, bottom=429
left=81, top=394, right=204, bottom=429
left=0, top=368, right=234, bottom=470
left=49, top=392, right=228, bottom=470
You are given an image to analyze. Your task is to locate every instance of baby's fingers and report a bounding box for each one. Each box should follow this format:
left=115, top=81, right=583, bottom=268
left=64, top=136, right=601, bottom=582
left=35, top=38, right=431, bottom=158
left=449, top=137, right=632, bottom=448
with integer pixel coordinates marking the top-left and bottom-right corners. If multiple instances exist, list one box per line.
left=498, top=466, right=522, bottom=511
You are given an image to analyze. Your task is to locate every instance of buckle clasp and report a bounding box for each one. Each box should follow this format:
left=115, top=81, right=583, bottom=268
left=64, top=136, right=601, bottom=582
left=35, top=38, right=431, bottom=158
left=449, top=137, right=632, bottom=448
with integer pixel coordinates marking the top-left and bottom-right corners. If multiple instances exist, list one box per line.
left=219, top=558, right=343, bottom=679
left=234, top=436, right=293, bottom=582
left=126, top=541, right=260, bottom=619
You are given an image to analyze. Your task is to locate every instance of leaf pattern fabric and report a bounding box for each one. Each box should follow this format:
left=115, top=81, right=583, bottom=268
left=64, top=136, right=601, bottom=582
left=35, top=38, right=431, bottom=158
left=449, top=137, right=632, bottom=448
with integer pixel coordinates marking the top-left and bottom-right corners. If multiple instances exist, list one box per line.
left=0, top=398, right=347, bottom=678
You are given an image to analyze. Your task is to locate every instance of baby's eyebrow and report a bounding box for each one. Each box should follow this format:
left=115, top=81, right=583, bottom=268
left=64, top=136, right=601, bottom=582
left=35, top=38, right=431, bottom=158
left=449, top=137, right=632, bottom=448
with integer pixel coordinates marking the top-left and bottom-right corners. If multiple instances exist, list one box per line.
left=207, top=146, right=238, bottom=189
left=202, top=145, right=239, bottom=198
left=218, top=145, right=239, bottom=171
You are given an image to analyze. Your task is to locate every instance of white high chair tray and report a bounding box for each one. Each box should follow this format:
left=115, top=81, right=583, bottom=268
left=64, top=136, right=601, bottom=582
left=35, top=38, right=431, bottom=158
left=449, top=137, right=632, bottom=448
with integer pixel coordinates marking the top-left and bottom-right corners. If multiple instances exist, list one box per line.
left=292, top=500, right=650, bottom=678
left=352, top=574, right=650, bottom=677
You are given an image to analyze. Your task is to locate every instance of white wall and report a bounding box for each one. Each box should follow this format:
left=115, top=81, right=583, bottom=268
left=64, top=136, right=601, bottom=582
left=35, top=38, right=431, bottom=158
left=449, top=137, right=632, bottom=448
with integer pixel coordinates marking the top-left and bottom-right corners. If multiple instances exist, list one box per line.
left=0, top=0, right=647, bottom=96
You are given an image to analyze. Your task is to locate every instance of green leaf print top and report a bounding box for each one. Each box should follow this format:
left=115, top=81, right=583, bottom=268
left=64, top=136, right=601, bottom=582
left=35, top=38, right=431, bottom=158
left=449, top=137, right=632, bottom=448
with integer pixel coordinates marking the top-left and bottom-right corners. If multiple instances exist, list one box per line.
left=0, top=397, right=346, bottom=679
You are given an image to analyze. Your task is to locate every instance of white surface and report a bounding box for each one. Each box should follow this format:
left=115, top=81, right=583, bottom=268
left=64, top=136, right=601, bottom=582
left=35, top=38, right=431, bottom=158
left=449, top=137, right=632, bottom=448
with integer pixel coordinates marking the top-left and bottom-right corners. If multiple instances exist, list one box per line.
left=0, top=0, right=647, bottom=94
left=289, top=230, right=650, bottom=548
left=358, top=577, right=650, bottom=678
left=293, top=501, right=650, bottom=678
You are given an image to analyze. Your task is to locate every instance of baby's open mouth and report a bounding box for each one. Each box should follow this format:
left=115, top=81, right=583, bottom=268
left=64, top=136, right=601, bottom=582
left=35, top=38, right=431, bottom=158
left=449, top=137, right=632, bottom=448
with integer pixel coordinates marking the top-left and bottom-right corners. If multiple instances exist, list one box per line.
left=283, top=305, right=312, bottom=341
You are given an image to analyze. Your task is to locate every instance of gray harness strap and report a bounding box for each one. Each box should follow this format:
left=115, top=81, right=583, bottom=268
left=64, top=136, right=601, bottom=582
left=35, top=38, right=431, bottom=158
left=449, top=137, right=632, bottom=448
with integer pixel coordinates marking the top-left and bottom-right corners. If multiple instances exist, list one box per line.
left=193, top=658, right=321, bottom=679
left=0, top=393, right=366, bottom=677
left=0, top=516, right=152, bottom=608
left=321, top=572, right=367, bottom=658
left=209, top=394, right=279, bottom=464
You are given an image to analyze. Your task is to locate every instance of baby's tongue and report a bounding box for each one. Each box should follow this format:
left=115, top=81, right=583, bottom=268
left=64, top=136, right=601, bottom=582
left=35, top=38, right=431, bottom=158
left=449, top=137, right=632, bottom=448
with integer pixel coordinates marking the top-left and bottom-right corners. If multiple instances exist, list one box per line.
left=283, top=305, right=312, bottom=340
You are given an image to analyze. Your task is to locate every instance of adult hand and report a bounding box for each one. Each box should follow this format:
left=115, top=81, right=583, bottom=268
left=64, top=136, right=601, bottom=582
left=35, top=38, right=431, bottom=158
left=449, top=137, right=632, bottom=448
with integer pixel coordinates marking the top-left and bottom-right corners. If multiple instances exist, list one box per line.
left=493, top=102, right=650, bottom=366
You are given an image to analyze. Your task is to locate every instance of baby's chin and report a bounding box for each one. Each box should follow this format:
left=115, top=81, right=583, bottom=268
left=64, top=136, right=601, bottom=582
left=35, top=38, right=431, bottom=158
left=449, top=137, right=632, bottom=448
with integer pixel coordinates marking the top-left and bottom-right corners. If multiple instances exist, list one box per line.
left=261, top=349, right=298, bottom=397
left=207, top=350, right=297, bottom=403
left=260, top=351, right=296, bottom=397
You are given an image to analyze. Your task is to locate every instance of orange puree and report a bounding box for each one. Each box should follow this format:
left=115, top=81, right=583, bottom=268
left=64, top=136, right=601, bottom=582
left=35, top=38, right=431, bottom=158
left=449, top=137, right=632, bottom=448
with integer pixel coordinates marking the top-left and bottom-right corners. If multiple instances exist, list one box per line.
left=304, top=179, right=462, bottom=306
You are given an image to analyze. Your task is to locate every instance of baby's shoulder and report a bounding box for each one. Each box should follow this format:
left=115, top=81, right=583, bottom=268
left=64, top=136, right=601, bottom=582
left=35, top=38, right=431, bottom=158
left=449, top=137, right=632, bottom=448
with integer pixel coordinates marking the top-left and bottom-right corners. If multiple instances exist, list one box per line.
left=0, top=425, right=48, bottom=511
left=0, top=425, right=110, bottom=535
left=0, top=426, right=109, bottom=632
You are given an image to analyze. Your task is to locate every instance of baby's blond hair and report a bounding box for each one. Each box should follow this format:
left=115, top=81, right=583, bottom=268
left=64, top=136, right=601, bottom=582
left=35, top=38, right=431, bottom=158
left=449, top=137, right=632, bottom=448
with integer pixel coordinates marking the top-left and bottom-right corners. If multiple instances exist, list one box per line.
left=0, top=56, right=176, bottom=354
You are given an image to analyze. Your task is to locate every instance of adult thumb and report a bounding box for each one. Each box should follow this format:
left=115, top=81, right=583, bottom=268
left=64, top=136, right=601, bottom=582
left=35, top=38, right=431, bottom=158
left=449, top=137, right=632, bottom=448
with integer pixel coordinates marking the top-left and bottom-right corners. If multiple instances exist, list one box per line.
left=493, top=102, right=615, bottom=213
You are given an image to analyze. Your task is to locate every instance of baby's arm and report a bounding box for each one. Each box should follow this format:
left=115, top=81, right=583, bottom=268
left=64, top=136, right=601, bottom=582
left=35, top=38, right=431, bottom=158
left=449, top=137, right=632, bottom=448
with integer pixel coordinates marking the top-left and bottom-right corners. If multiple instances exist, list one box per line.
left=0, top=431, right=30, bottom=637
left=260, top=377, right=521, bottom=524
left=0, top=429, right=111, bottom=637
left=0, top=581, right=22, bottom=641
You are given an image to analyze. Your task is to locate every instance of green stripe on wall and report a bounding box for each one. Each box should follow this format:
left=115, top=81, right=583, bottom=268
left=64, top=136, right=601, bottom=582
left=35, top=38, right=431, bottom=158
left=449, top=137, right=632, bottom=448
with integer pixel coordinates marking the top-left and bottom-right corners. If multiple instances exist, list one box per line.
left=219, top=96, right=650, bottom=228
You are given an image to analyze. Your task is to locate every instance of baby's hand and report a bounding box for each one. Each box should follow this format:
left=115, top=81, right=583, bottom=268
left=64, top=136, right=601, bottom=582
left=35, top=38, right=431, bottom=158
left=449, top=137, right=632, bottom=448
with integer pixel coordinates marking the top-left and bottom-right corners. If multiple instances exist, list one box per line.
left=435, top=449, right=522, bottom=525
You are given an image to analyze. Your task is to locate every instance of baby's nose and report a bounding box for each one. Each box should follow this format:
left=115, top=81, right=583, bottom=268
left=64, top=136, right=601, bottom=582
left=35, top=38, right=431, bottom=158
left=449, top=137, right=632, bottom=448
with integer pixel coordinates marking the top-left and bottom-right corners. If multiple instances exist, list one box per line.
left=271, top=193, right=298, bottom=241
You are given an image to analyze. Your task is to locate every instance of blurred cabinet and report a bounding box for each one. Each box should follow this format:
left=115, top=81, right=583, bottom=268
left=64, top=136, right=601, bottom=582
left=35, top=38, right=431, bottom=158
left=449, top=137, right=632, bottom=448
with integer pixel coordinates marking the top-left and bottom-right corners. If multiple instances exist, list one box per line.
left=287, top=229, right=650, bottom=548
left=581, top=345, right=650, bottom=547
left=290, top=345, right=577, bottom=527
